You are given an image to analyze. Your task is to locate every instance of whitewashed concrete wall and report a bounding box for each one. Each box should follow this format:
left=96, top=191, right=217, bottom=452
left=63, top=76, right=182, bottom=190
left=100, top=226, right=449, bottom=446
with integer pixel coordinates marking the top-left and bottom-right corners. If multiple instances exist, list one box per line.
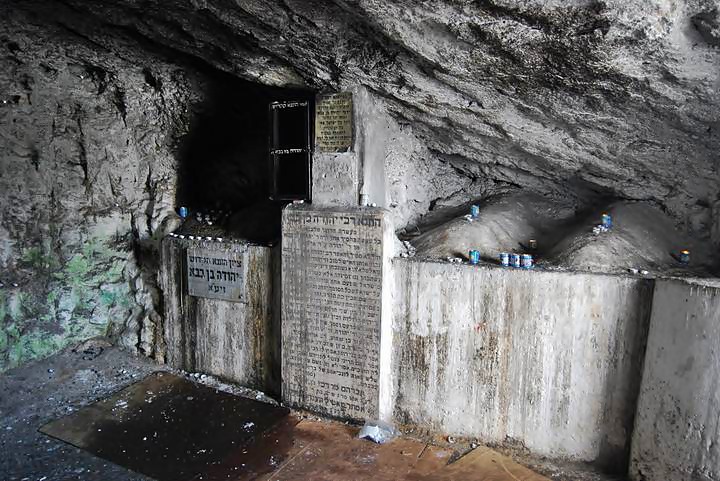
left=312, top=87, right=389, bottom=209
left=159, top=237, right=281, bottom=395
left=312, top=151, right=359, bottom=206
left=392, top=259, right=653, bottom=466
left=630, top=279, right=720, bottom=481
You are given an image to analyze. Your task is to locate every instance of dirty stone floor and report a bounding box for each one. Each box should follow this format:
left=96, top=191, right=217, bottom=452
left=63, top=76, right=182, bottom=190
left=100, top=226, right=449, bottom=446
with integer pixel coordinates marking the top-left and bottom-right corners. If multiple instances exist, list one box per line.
left=0, top=341, right=626, bottom=481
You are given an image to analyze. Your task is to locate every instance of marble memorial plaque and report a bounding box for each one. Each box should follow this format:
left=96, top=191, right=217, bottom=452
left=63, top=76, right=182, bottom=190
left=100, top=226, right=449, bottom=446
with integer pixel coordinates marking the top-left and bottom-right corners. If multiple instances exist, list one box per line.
left=186, top=247, right=244, bottom=302
left=315, top=92, right=353, bottom=152
left=282, top=207, right=384, bottom=419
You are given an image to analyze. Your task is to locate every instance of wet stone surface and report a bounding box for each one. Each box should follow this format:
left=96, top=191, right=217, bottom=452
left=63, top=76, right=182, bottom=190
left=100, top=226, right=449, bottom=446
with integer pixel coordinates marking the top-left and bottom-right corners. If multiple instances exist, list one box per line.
left=0, top=341, right=288, bottom=481
left=0, top=341, right=161, bottom=481
left=40, top=372, right=290, bottom=481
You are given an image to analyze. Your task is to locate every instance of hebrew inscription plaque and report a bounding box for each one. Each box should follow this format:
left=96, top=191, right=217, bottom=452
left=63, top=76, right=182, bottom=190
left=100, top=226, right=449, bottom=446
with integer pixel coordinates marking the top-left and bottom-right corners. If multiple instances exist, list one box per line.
left=315, top=92, right=353, bottom=152
left=282, top=208, right=384, bottom=419
left=186, top=248, right=244, bottom=302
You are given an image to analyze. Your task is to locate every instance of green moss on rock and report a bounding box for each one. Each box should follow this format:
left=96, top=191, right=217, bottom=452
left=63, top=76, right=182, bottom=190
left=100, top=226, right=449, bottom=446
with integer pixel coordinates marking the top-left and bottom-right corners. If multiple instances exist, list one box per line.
left=0, top=237, right=136, bottom=372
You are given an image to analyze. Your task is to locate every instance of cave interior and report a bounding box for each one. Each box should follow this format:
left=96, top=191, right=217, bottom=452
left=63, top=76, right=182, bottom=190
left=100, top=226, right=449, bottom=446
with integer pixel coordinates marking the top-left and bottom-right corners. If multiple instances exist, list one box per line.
left=2, top=1, right=720, bottom=481
left=175, top=74, right=314, bottom=244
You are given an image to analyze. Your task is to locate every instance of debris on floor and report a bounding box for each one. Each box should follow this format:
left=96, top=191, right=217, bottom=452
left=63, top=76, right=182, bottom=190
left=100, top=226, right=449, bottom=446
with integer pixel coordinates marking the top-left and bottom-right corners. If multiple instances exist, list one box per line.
left=40, top=372, right=289, bottom=481
left=38, top=370, right=552, bottom=481
left=358, top=419, right=398, bottom=444
left=1, top=344, right=626, bottom=481
left=413, top=445, right=550, bottom=481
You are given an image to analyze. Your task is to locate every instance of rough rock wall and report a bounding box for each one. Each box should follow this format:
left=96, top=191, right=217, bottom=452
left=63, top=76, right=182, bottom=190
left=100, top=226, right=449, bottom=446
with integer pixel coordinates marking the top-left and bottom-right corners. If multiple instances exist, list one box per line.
left=346, top=86, right=485, bottom=229
left=15, top=0, right=720, bottom=242
left=1, top=0, right=463, bottom=371
left=0, top=8, right=201, bottom=371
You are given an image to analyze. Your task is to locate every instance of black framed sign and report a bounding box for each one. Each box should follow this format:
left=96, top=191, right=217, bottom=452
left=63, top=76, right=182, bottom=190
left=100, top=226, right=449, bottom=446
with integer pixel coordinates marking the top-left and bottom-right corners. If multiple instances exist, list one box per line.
left=269, top=100, right=312, bottom=201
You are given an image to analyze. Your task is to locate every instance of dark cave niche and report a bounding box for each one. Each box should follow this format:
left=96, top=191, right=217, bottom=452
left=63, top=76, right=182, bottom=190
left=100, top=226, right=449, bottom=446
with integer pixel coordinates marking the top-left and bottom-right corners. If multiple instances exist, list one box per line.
left=176, top=74, right=314, bottom=244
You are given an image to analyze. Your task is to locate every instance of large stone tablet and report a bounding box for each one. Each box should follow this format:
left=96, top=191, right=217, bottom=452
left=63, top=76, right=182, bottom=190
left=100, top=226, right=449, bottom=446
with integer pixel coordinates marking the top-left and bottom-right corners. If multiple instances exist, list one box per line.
left=281, top=206, right=391, bottom=420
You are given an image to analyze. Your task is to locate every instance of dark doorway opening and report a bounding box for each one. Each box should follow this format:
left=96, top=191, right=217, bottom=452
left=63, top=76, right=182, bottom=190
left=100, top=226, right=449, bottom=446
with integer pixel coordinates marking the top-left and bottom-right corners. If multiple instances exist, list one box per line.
left=176, top=74, right=313, bottom=244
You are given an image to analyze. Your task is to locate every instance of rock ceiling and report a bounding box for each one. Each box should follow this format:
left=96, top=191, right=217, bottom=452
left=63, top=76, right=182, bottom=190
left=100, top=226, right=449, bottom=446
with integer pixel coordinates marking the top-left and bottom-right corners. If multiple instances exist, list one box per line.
left=7, top=0, right=720, bottom=237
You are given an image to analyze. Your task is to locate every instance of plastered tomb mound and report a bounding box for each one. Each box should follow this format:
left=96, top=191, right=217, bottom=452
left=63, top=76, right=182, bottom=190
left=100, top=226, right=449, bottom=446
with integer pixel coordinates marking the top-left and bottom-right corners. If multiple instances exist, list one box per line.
left=545, top=202, right=715, bottom=276
left=410, top=193, right=575, bottom=260
left=411, top=194, right=716, bottom=276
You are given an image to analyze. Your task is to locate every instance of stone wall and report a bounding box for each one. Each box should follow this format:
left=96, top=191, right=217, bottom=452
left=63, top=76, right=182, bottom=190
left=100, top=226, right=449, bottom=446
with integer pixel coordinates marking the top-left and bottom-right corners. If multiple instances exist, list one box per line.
left=392, top=259, right=653, bottom=468
left=0, top=4, right=304, bottom=373
left=630, top=279, right=720, bottom=481
left=159, top=237, right=280, bottom=395
left=350, top=86, right=491, bottom=230
left=311, top=86, right=477, bottom=230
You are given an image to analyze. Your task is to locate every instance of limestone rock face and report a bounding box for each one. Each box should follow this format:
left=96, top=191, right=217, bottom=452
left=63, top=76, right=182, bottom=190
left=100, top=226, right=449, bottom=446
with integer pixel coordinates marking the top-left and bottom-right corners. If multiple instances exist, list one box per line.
left=12, top=0, right=720, bottom=241
left=0, top=7, right=204, bottom=370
